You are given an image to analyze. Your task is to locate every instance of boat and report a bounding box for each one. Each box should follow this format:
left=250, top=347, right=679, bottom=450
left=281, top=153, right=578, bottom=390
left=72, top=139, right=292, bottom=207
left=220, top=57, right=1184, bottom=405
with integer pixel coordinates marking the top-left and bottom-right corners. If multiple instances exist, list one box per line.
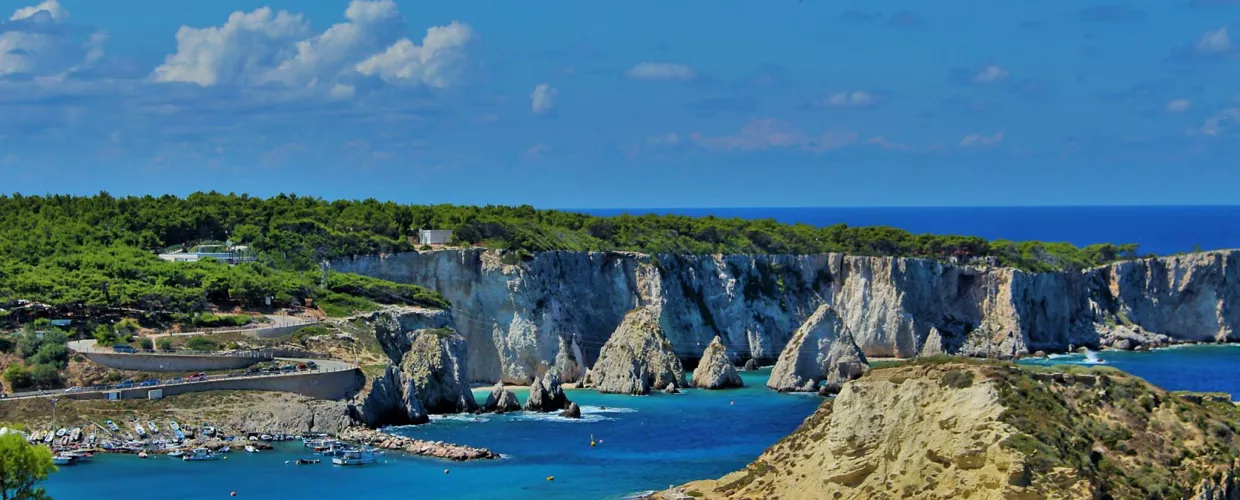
left=168, top=421, right=181, bottom=432
left=55, top=428, right=66, bottom=437
left=167, top=450, right=185, bottom=458
left=70, top=428, right=81, bottom=442
left=259, top=434, right=272, bottom=441
left=137, top=451, right=148, bottom=459
left=147, top=421, right=159, bottom=433
left=62, top=450, right=93, bottom=462
left=106, top=420, right=119, bottom=432
left=202, top=425, right=215, bottom=437
left=87, top=433, right=96, bottom=444
left=133, top=423, right=146, bottom=437
left=295, top=458, right=320, bottom=465
left=42, top=432, right=53, bottom=444
left=52, top=454, right=76, bottom=466
left=219, top=446, right=231, bottom=453
left=331, top=447, right=377, bottom=466
left=244, top=445, right=259, bottom=453
left=182, top=448, right=218, bottom=461
left=173, top=429, right=185, bottom=440
left=319, top=442, right=350, bottom=458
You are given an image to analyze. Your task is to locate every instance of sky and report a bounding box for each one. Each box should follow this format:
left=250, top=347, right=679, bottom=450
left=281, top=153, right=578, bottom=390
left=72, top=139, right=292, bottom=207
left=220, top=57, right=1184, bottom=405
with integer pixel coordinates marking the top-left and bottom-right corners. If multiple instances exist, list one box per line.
left=1, top=0, right=1239, bottom=208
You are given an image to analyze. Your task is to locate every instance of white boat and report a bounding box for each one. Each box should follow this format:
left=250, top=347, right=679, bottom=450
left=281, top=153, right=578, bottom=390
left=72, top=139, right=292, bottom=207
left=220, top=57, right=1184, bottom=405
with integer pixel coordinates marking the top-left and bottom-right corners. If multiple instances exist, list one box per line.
left=331, top=447, right=377, bottom=466
left=134, top=423, right=146, bottom=437
left=244, top=445, right=259, bottom=453
left=219, top=446, right=231, bottom=453
left=182, top=448, right=218, bottom=461
left=259, top=434, right=272, bottom=441
left=168, top=421, right=181, bottom=432
left=55, top=428, right=66, bottom=437
left=167, top=450, right=185, bottom=458
left=62, top=450, right=92, bottom=462
left=71, top=428, right=82, bottom=442
left=42, top=432, right=54, bottom=444
left=51, top=454, right=76, bottom=466
left=202, top=425, right=215, bottom=437
left=137, top=451, right=149, bottom=459
left=105, top=420, right=119, bottom=432
left=147, top=421, right=159, bottom=433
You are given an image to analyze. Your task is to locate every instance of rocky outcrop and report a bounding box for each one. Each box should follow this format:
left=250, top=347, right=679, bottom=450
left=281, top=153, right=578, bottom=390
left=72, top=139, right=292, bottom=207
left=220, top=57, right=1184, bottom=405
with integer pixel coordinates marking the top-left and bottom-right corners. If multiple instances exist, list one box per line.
left=350, top=308, right=477, bottom=427
left=339, top=428, right=498, bottom=461
left=661, top=361, right=1240, bottom=500
left=692, top=337, right=743, bottom=389
left=742, top=359, right=758, bottom=371
left=524, top=369, right=571, bottom=412
left=559, top=402, right=581, bottom=419
left=767, top=305, right=868, bottom=392
left=482, top=381, right=521, bottom=413
left=331, top=249, right=1240, bottom=377
left=583, top=307, right=686, bottom=395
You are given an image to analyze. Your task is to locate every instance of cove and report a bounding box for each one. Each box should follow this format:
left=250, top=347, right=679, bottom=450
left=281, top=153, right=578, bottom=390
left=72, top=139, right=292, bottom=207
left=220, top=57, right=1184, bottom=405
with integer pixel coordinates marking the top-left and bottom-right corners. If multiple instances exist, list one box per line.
left=40, top=369, right=821, bottom=500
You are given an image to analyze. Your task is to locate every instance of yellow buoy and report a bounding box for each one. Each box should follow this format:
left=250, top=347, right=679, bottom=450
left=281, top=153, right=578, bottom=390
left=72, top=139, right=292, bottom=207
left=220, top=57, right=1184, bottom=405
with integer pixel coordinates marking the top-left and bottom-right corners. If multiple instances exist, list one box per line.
left=546, top=476, right=555, bottom=481
left=590, top=434, right=596, bottom=447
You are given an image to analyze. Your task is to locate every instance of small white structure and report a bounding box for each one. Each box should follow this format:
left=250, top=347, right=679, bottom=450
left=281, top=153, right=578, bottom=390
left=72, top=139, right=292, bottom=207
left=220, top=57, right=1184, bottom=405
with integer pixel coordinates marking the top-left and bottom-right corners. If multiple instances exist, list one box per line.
left=418, top=229, right=453, bottom=246
left=158, top=243, right=255, bottom=264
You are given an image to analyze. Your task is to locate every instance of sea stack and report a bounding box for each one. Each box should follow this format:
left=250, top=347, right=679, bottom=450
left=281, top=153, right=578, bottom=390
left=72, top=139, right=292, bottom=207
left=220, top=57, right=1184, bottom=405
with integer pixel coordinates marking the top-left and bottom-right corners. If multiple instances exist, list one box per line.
left=767, top=304, right=869, bottom=393
left=482, top=381, right=521, bottom=413
left=692, top=336, right=744, bottom=389
left=354, top=326, right=478, bottom=426
left=525, top=369, right=572, bottom=412
left=583, top=307, right=686, bottom=395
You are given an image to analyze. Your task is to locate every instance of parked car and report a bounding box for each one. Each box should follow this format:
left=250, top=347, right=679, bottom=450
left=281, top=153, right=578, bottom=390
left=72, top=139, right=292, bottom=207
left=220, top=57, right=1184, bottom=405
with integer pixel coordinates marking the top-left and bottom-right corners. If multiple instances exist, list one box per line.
left=297, top=363, right=308, bottom=371
left=306, top=361, right=318, bottom=370
left=281, top=365, right=295, bottom=373
left=116, top=381, right=134, bottom=389
left=65, top=386, right=83, bottom=393
left=244, top=367, right=262, bottom=375
left=112, top=345, right=137, bottom=353
left=140, top=380, right=159, bottom=387
left=186, top=373, right=207, bottom=382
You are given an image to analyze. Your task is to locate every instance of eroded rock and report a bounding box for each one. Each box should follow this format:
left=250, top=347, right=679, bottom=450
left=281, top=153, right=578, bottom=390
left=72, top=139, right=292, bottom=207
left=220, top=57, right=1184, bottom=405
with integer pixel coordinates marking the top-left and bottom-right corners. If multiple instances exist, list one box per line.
left=692, top=336, right=743, bottom=389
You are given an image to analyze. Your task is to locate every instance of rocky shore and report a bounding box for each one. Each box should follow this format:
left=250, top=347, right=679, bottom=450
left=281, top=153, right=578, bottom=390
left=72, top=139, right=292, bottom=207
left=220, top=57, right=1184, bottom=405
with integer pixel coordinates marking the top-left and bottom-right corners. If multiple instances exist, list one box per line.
left=339, top=428, right=499, bottom=461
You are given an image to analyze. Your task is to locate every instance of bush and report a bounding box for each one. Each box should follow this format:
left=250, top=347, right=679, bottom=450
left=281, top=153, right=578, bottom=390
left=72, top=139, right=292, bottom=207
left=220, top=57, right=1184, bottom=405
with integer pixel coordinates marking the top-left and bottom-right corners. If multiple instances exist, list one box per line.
left=115, top=318, right=140, bottom=334
left=92, top=325, right=118, bottom=346
left=419, top=244, right=433, bottom=251
left=3, top=365, right=31, bottom=390
left=184, top=337, right=217, bottom=351
left=0, top=337, right=14, bottom=354
left=190, top=314, right=250, bottom=329
left=30, top=364, right=59, bottom=386
left=156, top=337, right=173, bottom=351
left=138, top=337, right=153, bottom=350
left=30, top=343, right=68, bottom=369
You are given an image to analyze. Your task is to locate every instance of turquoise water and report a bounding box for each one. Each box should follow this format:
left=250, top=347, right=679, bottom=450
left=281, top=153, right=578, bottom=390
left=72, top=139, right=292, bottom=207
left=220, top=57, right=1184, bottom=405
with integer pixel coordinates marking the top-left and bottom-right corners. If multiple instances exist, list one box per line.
left=1018, top=345, right=1240, bottom=399
left=42, top=369, right=821, bottom=499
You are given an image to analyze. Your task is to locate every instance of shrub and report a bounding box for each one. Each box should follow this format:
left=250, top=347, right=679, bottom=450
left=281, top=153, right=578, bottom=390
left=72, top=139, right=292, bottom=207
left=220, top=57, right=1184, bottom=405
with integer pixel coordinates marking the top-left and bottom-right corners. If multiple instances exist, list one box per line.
left=138, top=338, right=154, bottom=350
left=30, top=364, right=59, bottom=386
left=942, top=369, right=975, bottom=389
left=115, top=318, right=140, bottom=334
left=3, top=365, right=31, bottom=390
left=0, top=337, right=14, bottom=354
left=30, top=343, right=68, bottom=369
left=156, top=337, right=173, bottom=351
left=92, top=325, right=118, bottom=346
left=184, top=337, right=217, bottom=351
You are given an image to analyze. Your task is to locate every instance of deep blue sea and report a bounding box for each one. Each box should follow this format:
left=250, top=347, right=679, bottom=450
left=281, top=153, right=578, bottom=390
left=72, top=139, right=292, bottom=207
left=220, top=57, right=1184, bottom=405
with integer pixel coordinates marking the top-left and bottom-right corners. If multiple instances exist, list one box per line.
left=41, top=206, right=1240, bottom=499
left=580, top=206, right=1240, bottom=255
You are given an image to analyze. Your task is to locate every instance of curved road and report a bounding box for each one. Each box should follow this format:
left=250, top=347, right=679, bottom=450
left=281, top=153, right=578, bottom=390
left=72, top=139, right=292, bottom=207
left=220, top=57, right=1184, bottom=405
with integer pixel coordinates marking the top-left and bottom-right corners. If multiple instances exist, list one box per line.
left=4, top=340, right=355, bottom=401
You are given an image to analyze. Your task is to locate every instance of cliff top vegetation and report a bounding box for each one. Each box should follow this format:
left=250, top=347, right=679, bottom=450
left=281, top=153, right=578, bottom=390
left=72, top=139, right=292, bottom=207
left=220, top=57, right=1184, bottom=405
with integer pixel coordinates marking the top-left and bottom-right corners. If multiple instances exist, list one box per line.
left=0, top=192, right=1140, bottom=319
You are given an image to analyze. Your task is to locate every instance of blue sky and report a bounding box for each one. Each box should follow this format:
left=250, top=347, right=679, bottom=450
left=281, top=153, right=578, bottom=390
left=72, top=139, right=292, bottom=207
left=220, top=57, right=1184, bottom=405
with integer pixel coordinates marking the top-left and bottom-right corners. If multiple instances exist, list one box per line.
left=1, top=0, right=1238, bottom=207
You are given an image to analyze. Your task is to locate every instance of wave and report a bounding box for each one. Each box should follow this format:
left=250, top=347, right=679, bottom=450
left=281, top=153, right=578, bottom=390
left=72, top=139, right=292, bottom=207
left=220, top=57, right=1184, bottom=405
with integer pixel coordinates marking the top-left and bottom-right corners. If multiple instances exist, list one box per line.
left=578, top=405, right=636, bottom=414
left=427, top=414, right=490, bottom=424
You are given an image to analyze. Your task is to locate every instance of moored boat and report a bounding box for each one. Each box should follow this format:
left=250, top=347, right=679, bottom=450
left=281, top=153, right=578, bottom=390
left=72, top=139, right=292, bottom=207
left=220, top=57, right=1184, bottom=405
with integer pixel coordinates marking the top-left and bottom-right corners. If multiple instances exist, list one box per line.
left=182, top=448, right=218, bottom=461
left=244, top=445, right=259, bottom=453
left=52, top=454, right=76, bottom=466
left=331, top=447, right=377, bottom=466
left=133, top=422, right=146, bottom=437
left=105, top=420, right=119, bottom=432
left=147, top=421, right=159, bottom=433
left=167, top=449, right=185, bottom=458
left=70, top=427, right=81, bottom=442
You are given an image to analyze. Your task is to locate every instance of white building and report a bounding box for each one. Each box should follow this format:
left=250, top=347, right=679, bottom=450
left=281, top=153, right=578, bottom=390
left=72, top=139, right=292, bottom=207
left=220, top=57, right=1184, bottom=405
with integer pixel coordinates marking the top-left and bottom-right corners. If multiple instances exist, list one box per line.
left=418, top=229, right=453, bottom=246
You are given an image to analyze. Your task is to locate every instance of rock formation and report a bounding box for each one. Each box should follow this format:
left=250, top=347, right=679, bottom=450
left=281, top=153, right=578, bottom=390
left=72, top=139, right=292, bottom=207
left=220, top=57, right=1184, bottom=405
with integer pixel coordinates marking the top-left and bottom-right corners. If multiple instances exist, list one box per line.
left=742, top=359, right=758, bottom=371
left=559, top=402, right=581, bottom=419
left=350, top=308, right=477, bottom=427
left=692, top=336, right=743, bottom=389
left=582, top=307, right=686, bottom=395
left=767, top=305, right=868, bottom=392
left=331, top=249, right=1240, bottom=380
left=660, top=361, right=1240, bottom=499
left=482, top=381, right=521, bottom=413
left=525, top=369, right=571, bottom=412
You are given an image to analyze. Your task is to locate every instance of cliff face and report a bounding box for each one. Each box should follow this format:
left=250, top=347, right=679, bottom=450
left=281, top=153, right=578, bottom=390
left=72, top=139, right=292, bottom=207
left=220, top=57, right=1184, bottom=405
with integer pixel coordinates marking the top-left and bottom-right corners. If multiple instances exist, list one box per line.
left=662, top=362, right=1240, bottom=500
left=349, top=307, right=477, bottom=427
left=331, top=249, right=1240, bottom=383
left=766, top=304, right=868, bottom=393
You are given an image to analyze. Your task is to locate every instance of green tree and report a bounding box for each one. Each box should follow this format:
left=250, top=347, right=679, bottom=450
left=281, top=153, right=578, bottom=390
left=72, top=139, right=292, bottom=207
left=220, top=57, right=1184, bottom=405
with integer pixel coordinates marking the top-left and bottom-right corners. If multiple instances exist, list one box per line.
left=155, top=337, right=173, bottom=351
left=91, top=326, right=117, bottom=346
left=0, top=431, right=57, bottom=499
left=29, top=365, right=58, bottom=387
left=184, top=337, right=217, bottom=351
left=137, top=337, right=153, bottom=350
left=2, top=366, right=31, bottom=391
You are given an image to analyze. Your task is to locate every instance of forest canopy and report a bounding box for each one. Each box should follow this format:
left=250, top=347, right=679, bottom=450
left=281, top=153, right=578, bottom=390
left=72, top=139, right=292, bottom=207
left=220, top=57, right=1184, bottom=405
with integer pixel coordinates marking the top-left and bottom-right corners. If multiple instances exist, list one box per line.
left=0, top=192, right=1142, bottom=317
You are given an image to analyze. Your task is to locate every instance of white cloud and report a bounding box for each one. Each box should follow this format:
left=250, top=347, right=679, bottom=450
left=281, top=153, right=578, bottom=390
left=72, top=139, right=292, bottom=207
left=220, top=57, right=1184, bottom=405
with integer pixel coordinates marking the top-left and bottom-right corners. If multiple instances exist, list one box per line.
left=152, top=0, right=473, bottom=91
left=0, top=0, right=106, bottom=78
left=1196, top=26, right=1232, bottom=54
left=972, top=65, right=1010, bottom=84
left=9, top=0, right=67, bottom=22
left=624, top=62, right=695, bottom=81
left=329, top=83, right=356, bottom=100
left=354, top=21, right=473, bottom=87
left=1166, top=99, right=1192, bottom=113
left=820, top=90, right=877, bottom=107
left=1188, top=105, right=1240, bottom=136
left=959, top=132, right=1004, bottom=147
left=689, top=118, right=859, bottom=152
left=530, top=83, right=557, bottom=114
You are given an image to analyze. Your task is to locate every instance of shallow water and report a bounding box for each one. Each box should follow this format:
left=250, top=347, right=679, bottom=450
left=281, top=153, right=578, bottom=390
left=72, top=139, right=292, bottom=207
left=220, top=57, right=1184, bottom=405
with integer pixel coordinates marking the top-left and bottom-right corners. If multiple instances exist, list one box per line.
left=42, top=369, right=822, bottom=499
left=1018, top=344, right=1240, bottom=399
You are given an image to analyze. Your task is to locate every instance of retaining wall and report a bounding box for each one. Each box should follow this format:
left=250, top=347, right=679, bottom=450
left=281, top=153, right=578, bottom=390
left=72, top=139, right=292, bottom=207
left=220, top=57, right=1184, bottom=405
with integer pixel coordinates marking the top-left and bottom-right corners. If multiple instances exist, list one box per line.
left=82, top=352, right=270, bottom=372
left=67, top=368, right=363, bottom=401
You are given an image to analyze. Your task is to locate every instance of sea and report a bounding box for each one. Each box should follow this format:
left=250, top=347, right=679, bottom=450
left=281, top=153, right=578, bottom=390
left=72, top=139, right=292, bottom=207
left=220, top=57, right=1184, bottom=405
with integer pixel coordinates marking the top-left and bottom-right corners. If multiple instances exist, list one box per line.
left=41, top=206, right=1240, bottom=499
